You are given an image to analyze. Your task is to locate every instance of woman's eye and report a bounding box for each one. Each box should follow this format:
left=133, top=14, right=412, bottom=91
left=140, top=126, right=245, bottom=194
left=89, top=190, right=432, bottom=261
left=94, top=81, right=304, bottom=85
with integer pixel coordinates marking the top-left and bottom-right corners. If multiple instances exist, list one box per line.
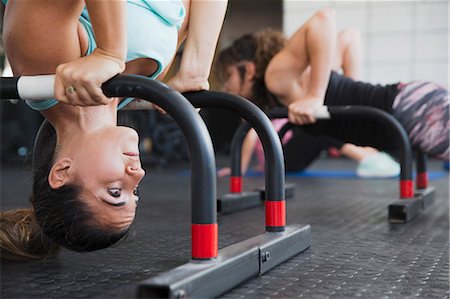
left=133, top=187, right=140, bottom=197
left=108, top=188, right=121, bottom=198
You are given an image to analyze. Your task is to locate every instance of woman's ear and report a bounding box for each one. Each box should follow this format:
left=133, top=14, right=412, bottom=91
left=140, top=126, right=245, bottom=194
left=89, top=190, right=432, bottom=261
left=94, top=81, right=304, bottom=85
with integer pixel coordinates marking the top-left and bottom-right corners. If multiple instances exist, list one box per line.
left=245, top=62, right=256, bottom=80
left=48, top=158, right=73, bottom=189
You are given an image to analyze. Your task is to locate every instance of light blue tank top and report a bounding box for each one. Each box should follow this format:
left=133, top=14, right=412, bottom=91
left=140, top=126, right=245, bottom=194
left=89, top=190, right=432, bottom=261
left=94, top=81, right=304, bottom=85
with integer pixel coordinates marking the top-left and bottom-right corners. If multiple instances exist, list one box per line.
left=2, top=0, right=186, bottom=110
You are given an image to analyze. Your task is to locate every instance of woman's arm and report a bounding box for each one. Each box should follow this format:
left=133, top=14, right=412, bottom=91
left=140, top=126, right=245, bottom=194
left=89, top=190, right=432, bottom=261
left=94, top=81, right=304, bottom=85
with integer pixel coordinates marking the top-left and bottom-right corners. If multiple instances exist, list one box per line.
left=240, top=128, right=259, bottom=174
left=265, top=9, right=336, bottom=125
left=54, top=0, right=127, bottom=106
left=167, top=0, right=228, bottom=92
left=217, top=128, right=258, bottom=177
left=85, top=1, right=127, bottom=62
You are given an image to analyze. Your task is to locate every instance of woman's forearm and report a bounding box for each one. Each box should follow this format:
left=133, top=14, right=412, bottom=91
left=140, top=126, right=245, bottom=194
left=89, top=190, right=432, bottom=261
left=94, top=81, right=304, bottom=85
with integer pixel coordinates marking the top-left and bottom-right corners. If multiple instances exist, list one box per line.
left=304, top=9, right=336, bottom=100
left=177, top=0, right=228, bottom=81
left=241, top=129, right=258, bottom=174
left=85, top=0, right=127, bottom=63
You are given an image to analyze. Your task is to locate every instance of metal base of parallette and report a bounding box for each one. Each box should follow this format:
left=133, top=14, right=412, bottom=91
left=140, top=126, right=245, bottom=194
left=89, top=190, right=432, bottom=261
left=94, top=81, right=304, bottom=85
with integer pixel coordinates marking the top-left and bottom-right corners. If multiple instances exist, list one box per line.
left=137, top=224, right=311, bottom=299
left=415, top=186, right=436, bottom=209
left=256, top=183, right=296, bottom=200
left=388, top=186, right=436, bottom=223
left=218, top=191, right=262, bottom=214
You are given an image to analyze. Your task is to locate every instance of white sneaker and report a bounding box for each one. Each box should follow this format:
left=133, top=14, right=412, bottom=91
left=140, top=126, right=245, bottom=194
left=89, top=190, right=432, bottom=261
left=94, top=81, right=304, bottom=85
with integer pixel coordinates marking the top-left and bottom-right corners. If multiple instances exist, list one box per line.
left=356, top=152, right=400, bottom=178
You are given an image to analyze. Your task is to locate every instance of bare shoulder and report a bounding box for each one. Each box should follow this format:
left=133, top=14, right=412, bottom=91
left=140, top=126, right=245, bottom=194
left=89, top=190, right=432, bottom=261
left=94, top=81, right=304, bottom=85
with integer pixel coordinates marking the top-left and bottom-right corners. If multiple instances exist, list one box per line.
left=265, top=49, right=304, bottom=105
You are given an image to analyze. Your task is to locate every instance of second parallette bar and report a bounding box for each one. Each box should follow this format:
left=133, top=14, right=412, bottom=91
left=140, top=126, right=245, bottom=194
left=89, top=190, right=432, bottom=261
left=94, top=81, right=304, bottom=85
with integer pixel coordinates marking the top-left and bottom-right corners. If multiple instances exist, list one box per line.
left=184, top=90, right=287, bottom=232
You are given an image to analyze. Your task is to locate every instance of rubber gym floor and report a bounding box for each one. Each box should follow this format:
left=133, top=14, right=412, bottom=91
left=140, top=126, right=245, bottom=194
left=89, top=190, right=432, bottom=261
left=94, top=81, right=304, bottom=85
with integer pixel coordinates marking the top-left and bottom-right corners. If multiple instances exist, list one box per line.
left=1, top=157, right=449, bottom=298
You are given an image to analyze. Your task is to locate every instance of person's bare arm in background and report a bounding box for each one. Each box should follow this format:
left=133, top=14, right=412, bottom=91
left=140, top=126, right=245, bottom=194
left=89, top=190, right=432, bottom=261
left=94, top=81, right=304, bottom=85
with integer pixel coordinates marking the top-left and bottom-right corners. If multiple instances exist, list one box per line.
left=217, top=128, right=258, bottom=177
left=264, top=8, right=337, bottom=125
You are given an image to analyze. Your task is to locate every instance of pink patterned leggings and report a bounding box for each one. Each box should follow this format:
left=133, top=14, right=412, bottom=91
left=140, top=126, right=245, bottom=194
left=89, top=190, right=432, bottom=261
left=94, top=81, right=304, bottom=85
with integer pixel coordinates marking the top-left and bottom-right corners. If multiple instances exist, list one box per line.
left=392, top=81, right=449, bottom=160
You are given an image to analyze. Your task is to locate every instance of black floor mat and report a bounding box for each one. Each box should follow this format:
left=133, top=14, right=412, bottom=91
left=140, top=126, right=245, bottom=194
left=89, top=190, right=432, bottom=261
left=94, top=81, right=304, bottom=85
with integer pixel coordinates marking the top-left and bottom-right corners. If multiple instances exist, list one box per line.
left=1, top=159, right=449, bottom=298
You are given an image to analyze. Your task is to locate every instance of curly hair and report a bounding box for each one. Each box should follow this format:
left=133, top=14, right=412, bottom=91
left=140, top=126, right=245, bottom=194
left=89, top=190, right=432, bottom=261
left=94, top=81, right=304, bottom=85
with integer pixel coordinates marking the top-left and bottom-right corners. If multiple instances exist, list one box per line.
left=216, top=28, right=287, bottom=111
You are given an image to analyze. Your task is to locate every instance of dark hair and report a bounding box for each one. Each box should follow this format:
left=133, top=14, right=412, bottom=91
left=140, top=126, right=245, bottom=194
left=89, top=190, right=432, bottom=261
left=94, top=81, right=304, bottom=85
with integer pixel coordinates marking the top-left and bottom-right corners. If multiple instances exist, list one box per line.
left=32, top=120, right=130, bottom=251
left=1, top=121, right=130, bottom=261
left=216, top=28, right=287, bottom=111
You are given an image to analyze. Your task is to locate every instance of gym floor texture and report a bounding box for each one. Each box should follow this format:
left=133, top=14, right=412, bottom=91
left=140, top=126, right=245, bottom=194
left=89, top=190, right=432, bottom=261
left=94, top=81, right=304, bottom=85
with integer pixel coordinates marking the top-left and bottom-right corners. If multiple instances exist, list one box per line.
left=1, top=157, right=449, bottom=298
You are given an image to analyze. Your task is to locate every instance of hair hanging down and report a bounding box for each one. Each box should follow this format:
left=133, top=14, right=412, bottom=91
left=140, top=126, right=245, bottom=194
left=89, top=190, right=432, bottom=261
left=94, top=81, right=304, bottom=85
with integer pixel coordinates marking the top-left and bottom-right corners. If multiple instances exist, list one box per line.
left=0, top=208, right=60, bottom=261
left=216, top=28, right=287, bottom=111
left=0, top=121, right=129, bottom=261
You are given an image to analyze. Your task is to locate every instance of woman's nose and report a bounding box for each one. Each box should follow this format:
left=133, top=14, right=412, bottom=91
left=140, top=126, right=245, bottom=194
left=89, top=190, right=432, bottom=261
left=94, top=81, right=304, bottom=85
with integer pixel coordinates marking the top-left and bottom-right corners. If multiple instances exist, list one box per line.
left=126, top=164, right=146, bottom=180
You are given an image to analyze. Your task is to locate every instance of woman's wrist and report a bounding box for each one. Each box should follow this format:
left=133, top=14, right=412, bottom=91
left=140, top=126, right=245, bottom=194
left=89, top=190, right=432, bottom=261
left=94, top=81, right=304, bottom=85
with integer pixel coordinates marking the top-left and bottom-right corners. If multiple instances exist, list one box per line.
left=167, top=72, right=210, bottom=92
left=176, top=65, right=210, bottom=83
left=175, top=69, right=210, bottom=88
left=303, top=93, right=325, bottom=104
left=93, top=47, right=126, bottom=72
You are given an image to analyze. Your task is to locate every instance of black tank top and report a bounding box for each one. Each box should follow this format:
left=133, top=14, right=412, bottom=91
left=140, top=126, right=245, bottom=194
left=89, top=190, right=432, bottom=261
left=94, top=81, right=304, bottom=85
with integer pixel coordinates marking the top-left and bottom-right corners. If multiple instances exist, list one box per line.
left=301, top=72, right=402, bottom=152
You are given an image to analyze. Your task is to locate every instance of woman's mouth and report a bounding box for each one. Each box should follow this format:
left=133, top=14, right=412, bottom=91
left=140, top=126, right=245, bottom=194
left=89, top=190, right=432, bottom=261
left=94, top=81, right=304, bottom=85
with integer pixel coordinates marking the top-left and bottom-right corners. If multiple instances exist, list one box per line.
left=123, top=152, right=140, bottom=157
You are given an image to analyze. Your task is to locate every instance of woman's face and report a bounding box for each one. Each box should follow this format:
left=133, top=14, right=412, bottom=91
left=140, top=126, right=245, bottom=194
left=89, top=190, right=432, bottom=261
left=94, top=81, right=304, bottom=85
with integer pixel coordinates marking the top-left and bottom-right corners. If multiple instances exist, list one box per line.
left=68, top=126, right=145, bottom=230
left=222, top=65, right=253, bottom=99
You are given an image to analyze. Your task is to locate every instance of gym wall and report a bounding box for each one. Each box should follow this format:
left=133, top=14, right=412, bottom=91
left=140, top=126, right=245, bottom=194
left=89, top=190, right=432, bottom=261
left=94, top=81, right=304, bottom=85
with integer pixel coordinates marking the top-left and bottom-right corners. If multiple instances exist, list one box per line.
left=284, top=0, right=449, bottom=88
left=219, top=0, right=283, bottom=48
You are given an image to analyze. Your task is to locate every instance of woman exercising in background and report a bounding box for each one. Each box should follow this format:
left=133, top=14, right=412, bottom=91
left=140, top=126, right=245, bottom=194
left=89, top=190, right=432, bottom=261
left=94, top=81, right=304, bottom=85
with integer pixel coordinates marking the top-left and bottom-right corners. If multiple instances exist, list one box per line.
left=217, top=20, right=400, bottom=178
left=216, top=8, right=449, bottom=175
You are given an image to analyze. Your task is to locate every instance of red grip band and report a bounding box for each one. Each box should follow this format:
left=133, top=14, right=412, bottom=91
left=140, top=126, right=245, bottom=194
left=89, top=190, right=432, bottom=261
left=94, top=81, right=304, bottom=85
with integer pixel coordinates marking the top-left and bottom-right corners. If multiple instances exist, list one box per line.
left=230, top=176, right=242, bottom=193
left=400, top=180, right=414, bottom=198
left=416, top=172, right=428, bottom=189
left=192, top=224, right=218, bottom=259
left=265, top=200, right=286, bottom=227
